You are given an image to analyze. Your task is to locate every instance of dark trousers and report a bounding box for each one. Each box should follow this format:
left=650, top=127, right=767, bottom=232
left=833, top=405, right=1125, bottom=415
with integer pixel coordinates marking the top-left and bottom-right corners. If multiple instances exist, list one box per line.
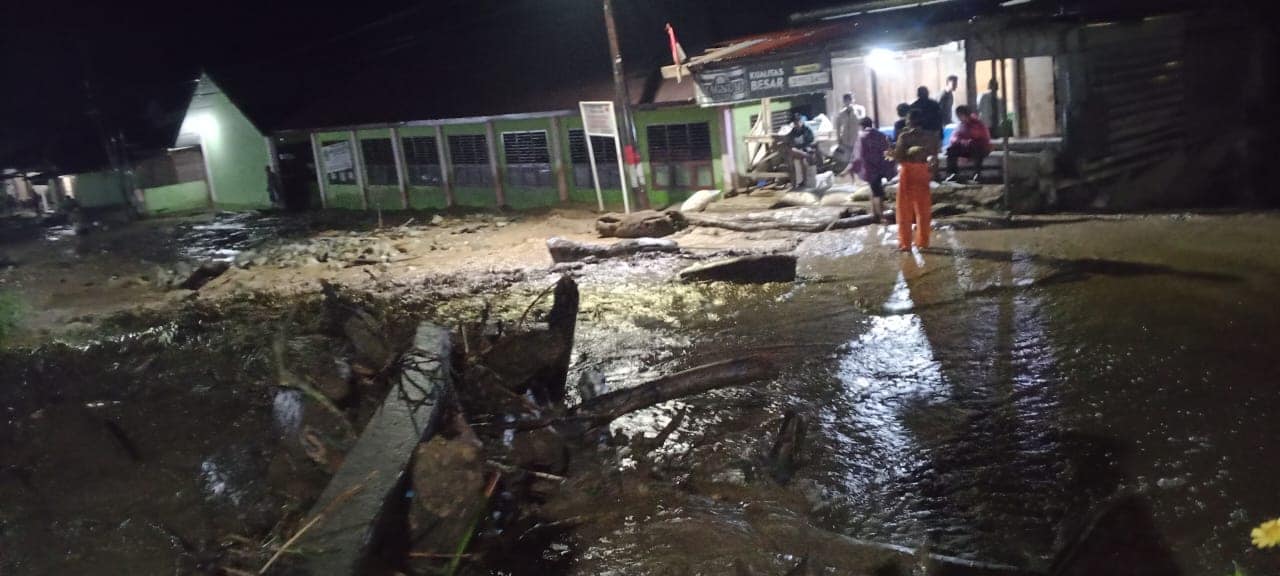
left=946, top=143, right=986, bottom=178
left=868, top=175, right=886, bottom=199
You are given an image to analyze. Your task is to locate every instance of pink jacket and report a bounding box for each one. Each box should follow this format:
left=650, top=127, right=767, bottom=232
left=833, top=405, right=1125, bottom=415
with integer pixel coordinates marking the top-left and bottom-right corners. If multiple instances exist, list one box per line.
left=951, top=116, right=993, bottom=153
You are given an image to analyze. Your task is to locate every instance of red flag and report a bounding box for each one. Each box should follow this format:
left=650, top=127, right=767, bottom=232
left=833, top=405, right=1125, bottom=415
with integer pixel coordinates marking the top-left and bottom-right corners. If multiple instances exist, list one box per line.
left=665, top=23, right=688, bottom=82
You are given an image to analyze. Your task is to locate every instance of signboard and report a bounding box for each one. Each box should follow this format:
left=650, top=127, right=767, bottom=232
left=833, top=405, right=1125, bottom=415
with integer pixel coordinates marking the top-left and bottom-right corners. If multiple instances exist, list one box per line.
left=580, top=102, right=619, bottom=137
left=578, top=101, right=630, bottom=213
left=695, top=52, right=834, bottom=106
left=322, top=141, right=353, bottom=174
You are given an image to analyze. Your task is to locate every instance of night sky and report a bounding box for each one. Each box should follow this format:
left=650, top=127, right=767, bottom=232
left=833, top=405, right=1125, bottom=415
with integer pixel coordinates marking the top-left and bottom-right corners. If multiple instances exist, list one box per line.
left=0, top=0, right=851, bottom=173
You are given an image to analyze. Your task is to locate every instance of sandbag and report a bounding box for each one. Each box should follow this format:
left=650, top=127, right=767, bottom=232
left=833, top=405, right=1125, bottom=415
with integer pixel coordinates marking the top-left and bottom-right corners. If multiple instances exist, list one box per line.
left=775, top=191, right=820, bottom=207
left=680, top=189, right=720, bottom=213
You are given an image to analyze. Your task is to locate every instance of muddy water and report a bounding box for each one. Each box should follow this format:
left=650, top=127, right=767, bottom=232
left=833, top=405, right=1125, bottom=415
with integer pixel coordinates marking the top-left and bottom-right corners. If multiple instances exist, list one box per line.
left=556, top=215, right=1280, bottom=575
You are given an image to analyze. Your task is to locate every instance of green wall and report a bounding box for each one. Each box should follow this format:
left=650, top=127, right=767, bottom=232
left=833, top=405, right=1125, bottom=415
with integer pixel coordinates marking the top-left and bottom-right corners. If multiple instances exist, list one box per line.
left=559, top=115, right=627, bottom=211
left=634, top=106, right=724, bottom=207
left=494, top=118, right=560, bottom=210
left=318, top=131, right=364, bottom=210
left=73, top=171, right=130, bottom=208
left=398, top=126, right=449, bottom=210
left=440, top=123, right=497, bottom=208
left=356, top=128, right=404, bottom=210
left=143, top=180, right=209, bottom=214
left=197, top=76, right=270, bottom=210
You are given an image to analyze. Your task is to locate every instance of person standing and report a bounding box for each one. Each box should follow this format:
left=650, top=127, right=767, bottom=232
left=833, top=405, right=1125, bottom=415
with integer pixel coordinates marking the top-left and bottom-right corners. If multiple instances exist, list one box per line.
left=265, top=165, right=283, bottom=208
left=852, top=116, right=895, bottom=223
left=887, top=110, right=939, bottom=252
left=938, top=75, right=958, bottom=126
left=835, top=93, right=863, bottom=174
left=945, top=105, right=993, bottom=183
left=978, top=78, right=1006, bottom=138
left=892, top=103, right=911, bottom=142
left=909, top=86, right=943, bottom=135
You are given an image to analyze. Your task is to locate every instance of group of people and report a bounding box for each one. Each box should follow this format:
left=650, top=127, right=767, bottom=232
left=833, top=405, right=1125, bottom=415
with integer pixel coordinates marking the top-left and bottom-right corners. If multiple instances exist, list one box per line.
left=833, top=77, right=996, bottom=253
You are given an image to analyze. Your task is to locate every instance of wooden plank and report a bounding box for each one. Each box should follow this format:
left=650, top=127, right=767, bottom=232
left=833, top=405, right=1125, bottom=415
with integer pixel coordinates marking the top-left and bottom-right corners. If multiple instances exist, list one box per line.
left=299, top=323, right=452, bottom=576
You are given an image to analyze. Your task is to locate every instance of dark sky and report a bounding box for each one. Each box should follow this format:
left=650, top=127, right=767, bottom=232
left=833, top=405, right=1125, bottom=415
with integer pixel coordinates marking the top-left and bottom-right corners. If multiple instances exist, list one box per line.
left=0, top=0, right=848, bottom=173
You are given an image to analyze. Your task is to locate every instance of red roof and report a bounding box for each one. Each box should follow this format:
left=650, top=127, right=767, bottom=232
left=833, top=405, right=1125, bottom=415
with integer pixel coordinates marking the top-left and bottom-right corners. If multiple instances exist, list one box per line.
left=696, top=22, right=856, bottom=67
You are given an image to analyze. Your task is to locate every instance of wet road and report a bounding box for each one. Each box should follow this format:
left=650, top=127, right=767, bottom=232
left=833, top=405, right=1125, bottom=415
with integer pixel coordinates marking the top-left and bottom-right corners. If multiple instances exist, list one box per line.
left=566, top=214, right=1280, bottom=575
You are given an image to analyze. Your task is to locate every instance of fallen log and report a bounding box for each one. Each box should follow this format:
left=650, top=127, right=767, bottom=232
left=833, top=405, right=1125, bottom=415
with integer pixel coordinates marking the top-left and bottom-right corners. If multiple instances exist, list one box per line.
left=499, top=357, right=775, bottom=434
left=683, top=206, right=851, bottom=233
left=569, top=357, right=775, bottom=429
left=546, top=236, right=679, bottom=263
left=678, top=254, right=797, bottom=284
left=595, top=210, right=684, bottom=238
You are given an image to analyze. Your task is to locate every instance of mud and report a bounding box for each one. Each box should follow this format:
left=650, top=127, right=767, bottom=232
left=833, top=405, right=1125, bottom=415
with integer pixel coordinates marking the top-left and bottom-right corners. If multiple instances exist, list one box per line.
left=1, top=209, right=1278, bottom=575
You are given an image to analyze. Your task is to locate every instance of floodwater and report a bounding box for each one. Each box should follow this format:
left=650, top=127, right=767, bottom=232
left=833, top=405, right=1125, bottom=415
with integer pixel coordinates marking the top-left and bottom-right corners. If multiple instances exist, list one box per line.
left=3, top=212, right=1279, bottom=575
left=559, top=214, right=1280, bottom=575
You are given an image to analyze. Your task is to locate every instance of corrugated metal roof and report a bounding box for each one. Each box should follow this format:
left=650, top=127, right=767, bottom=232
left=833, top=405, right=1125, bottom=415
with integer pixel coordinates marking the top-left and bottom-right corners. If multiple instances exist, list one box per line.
left=693, top=22, right=856, bottom=68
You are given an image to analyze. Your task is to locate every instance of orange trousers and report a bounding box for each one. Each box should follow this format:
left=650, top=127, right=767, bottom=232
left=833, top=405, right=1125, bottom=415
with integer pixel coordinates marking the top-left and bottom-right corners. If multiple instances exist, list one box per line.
left=897, top=162, right=932, bottom=250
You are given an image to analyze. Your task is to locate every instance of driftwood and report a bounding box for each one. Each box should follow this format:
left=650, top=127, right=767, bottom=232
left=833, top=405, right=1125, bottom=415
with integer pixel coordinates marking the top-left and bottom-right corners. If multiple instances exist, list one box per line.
left=546, top=236, right=679, bottom=263
left=502, top=357, right=775, bottom=434
left=678, top=254, right=797, bottom=284
left=683, top=206, right=852, bottom=233
left=569, top=357, right=775, bottom=430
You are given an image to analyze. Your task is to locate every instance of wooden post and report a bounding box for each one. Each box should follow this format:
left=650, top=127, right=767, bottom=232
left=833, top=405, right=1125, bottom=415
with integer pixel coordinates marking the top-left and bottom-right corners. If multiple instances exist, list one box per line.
left=964, top=38, right=978, bottom=112
left=720, top=106, right=737, bottom=194
left=310, top=132, right=327, bottom=209
left=1013, top=58, right=1028, bottom=137
left=869, top=68, right=881, bottom=128
left=349, top=130, right=368, bottom=210
left=485, top=120, right=505, bottom=207
left=435, top=125, right=454, bottom=207
left=548, top=116, right=570, bottom=203
left=999, top=57, right=1011, bottom=211
left=389, top=127, right=409, bottom=209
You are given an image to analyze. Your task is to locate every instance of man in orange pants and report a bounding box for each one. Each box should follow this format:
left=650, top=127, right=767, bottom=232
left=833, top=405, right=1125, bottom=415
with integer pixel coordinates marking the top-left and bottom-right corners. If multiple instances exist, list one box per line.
left=889, top=110, right=940, bottom=251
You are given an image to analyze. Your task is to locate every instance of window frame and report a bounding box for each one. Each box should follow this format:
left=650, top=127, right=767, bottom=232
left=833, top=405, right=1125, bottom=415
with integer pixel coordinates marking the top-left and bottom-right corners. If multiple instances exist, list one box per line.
left=401, top=135, right=443, bottom=187
left=501, top=130, right=554, bottom=189
left=447, top=133, right=493, bottom=188
left=645, top=122, right=715, bottom=191
left=567, top=129, right=621, bottom=189
left=359, top=137, right=397, bottom=186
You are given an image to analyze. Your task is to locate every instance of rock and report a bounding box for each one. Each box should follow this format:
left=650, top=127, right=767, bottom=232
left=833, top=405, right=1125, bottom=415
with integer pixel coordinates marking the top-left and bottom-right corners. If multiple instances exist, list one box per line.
left=595, top=210, right=684, bottom=238
left=234, top=250, right=257, bottom=269
left=546, top=237, right=678, bottom=263
left=284, top=336, right=354, bottom=403
left=408, top=435, right=487, bottom=556
left=680, top=189, right=720, bottom=213
left=678, top=254, right=797, bottom=284
left=512, top=428, right=569, bottom=475
left=175, top=261, right=230, bottom=290
left=343, top=309, right=392, bottom=368
left=768, top=409, right=807, bottom=484
left=429, top=214, right=444, bottom=226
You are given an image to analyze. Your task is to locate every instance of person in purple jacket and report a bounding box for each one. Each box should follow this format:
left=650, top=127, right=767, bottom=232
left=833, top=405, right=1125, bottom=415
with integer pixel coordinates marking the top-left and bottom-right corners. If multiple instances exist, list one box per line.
left=849, top=116, right=896, bottom=223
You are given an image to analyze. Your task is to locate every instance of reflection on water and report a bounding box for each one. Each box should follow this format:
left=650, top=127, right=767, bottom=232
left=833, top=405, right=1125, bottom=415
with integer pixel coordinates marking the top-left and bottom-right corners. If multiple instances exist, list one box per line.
left=562, top=221, right=1280, bottom=575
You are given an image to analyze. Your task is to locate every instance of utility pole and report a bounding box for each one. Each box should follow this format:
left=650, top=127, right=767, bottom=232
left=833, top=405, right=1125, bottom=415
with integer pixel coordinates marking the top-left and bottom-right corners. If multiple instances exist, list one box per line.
left=601, top=0, right=649, bottom=210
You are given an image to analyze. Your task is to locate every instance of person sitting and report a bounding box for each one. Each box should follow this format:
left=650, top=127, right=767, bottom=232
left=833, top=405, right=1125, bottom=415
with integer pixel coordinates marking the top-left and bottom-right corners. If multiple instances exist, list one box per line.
left=945, top=105, right=993, bottom=183
left=785, top=113, right=818, bottom=187
left=850, top=116, right=895, bottom=223
left=892, top=103, right=911, bottom=142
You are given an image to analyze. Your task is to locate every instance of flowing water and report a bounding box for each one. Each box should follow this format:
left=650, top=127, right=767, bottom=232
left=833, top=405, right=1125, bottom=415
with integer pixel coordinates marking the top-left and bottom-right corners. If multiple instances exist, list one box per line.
left=3, top=213, right=1279, bottom=575
left=559, top=215, right=1280, bottom=575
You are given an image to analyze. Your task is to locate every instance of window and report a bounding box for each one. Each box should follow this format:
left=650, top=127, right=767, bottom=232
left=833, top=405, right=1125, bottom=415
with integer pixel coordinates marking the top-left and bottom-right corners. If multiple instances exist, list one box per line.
left=448, top=134, right=492, bottom=187
left=402, top=136, right=442, bottom=186
left=360, top=138, right=396, bottom=186
left=323, top=140, right=356, bottom=185
left=646, top=122, right=714, bottom=190
left=501, top=131, right=553, bottom=188
left=134, top=148, right=205, bottom=189
left=568, top=129, right=620, bottom=189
